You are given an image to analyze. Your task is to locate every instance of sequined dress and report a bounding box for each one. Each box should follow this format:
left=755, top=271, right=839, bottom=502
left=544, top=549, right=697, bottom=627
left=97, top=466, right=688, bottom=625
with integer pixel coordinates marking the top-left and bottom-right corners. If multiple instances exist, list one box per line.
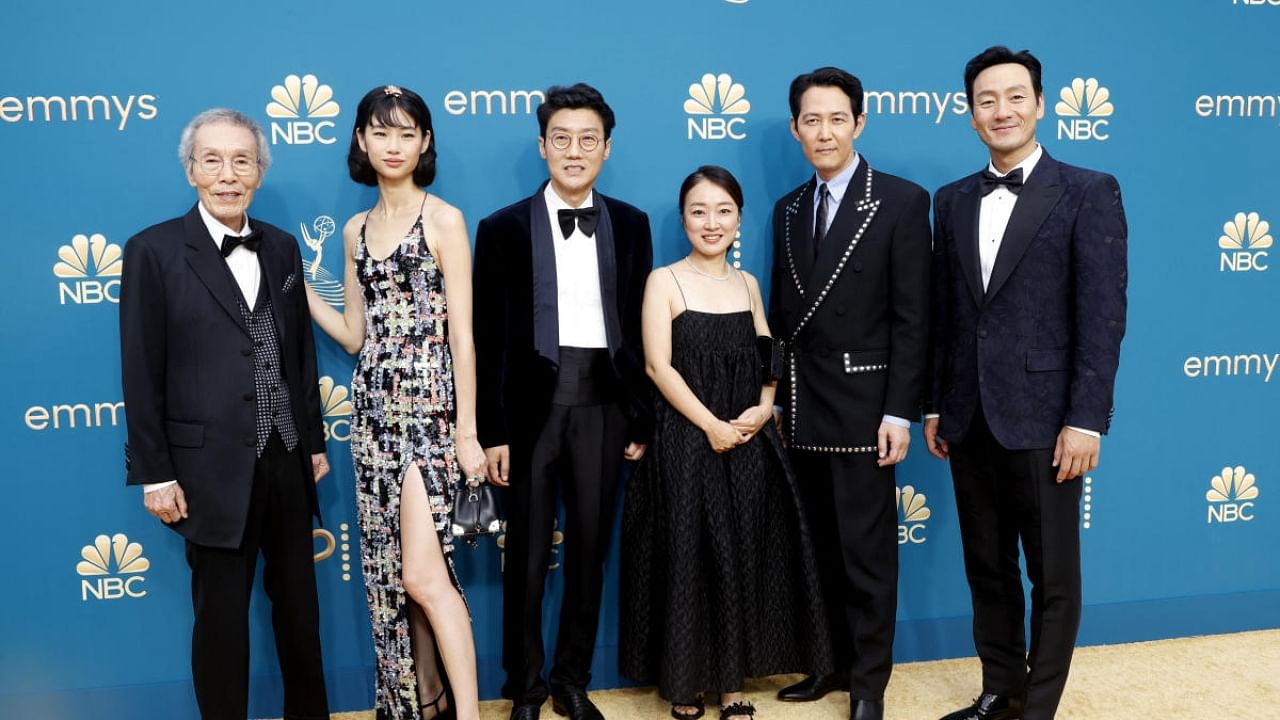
left=352, top=210, right=461, bottom=719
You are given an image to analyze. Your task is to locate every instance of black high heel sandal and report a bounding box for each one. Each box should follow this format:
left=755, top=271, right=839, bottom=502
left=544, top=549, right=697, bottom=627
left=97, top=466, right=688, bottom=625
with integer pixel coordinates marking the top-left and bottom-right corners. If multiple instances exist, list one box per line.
left=671, top=694, right=706, bottom=719
left=421, top=687, right=455, bottom=720
left=719, top=700, right=755, bottom=720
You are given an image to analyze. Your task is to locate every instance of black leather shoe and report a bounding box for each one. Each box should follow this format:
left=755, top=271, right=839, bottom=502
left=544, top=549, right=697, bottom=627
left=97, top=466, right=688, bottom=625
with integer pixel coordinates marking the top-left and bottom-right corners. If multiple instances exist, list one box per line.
left=938, top=693, right=1023, bottom=720
left=510, top=703, right=542, bottom=720
left=851, top=699, right=884, bottom=720
left=776, top=672, right=850, bottom=702
left=551, top=689, right=604, bottom=720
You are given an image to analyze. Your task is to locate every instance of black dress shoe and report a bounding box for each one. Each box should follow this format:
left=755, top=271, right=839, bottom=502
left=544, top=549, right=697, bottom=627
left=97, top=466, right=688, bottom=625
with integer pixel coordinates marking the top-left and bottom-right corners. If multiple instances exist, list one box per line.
left=851, top=698, right=884, bottom=720
left=551, top=689, right=604, bottom=720
left=937, top=693, right=1024, bottom=720
left=777, top=672, right=850, bottom=702
left=510, top=703, right=542, bottom=720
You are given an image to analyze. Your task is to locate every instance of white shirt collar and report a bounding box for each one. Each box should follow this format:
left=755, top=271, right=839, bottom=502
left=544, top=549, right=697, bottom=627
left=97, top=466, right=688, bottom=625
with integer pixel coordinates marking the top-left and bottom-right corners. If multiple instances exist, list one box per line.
left=814, top=152, right=860, bottom=204
left=987, top=143, right=1043, bottom=181
left=197, top=202, right=252, bottom=251
left=543, top=184, right=595, bottom=212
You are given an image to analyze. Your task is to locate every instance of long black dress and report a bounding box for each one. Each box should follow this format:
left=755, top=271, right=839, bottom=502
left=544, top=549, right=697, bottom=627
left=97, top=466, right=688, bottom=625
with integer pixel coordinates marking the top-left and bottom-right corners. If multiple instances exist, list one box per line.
left=619, top=302, right=833, bottom=703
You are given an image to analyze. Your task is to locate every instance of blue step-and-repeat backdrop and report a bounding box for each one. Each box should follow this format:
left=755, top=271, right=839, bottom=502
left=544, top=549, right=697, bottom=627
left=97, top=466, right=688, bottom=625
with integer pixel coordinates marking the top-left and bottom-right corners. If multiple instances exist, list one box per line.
left=2, top=0, right=1278, bottom=716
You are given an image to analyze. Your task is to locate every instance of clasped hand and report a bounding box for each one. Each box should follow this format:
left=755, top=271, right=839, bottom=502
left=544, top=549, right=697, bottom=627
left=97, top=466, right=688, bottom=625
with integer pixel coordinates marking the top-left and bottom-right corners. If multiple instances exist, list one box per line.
left=706, top=405, right=770, bottom=453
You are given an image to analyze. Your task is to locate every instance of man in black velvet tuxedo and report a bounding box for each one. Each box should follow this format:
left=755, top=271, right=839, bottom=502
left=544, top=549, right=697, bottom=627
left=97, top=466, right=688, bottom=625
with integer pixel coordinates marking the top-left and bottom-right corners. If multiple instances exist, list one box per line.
left=768, top=67, right=932, bottom=720
left=926, top=47, right=1128, bottom=720
left=474, top=83, right=653, bottom=720
left=119, top=109, right=330, bottom=719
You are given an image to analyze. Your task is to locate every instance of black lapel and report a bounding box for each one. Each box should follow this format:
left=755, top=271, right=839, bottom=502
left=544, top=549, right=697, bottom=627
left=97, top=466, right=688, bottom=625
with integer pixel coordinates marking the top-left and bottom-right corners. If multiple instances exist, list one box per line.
left=953, top=176, right=985, bottom=308
left=806, top=159, right=872, bottom=298
left=984, top=153, right=1064, bottom=302
left=181, top=206, right=249, bottom=336
left=594, top=194, right=621, bottom=356
left=528, top=182, right=560, bottom=367
left=782, top=179, right=816, bottom=294
left=257, top=224, right=287, bottom=343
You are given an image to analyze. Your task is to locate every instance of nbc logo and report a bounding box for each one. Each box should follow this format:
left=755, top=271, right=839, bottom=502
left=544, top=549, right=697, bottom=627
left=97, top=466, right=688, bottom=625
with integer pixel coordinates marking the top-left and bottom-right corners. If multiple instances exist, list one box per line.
left=313, top=523, right=354, bottom=582
left=54, top=233, right=122, bottom=304
left=897, top=485, right=932, bottom=545
left=1219, top=212, right=1272, bottom=272
left=1055, top=77, right=1113, bottom=141
left=1207, top=466, right=1260, bottom=524
left=320, top=376, right=352, bottom=442
left=685, top=73, right=750, bottom=141
left=77, top=533, right=149, bottom=601
left=267, top=74, right=340, bottom=145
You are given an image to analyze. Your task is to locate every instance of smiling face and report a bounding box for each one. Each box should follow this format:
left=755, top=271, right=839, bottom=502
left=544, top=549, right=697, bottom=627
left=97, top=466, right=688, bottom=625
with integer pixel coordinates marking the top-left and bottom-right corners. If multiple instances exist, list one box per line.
left=791, top=85, right=865, bottom=181
left=185, top=121, right=262, bottom=231
left=356, top=110, right=430, bottom=182
left=681, top=180, right=741, bottom=260
left=969, top=62, right=1044, bottom=170
left=538, top=107, right=611, bottom=205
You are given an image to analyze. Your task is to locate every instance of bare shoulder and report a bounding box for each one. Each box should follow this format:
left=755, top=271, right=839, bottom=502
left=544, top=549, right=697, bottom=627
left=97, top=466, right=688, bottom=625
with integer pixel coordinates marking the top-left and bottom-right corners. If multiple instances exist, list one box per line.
left=422, top=194, right=466, bottom=235
left=738, top=268, right=763, bottom=292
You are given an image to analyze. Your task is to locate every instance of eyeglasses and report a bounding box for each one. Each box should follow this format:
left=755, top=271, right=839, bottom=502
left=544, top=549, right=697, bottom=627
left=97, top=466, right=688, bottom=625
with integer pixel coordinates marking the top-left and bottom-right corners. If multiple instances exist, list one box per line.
left=547, top=132, right=601, bottom=152
left=190, top=155, right=260, bottom=177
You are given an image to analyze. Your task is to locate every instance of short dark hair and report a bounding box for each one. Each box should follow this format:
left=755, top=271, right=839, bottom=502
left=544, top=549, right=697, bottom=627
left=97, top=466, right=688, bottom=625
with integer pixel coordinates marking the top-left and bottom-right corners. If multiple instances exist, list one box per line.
left=348, top=85, right=437, bottom=187
left=536, top=83, right=616, bottom=139
left=788, top=66, right=864, bottom=119
left=963, top=46, right=1043, bottom=108
left=679, top=165, right=744, bottom=213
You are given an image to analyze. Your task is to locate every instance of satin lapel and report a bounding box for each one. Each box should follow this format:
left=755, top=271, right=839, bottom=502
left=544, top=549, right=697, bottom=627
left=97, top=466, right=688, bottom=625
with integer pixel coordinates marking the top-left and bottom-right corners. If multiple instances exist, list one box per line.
left=258, top=226, right=287, bottom=344
left=528, top=184, right=560, bottom=367
left=594, top=197, right=621, bottom=356
left=984, top=155, right=1064, bottom=302
left=953, top=177, right=984, bottom=308
left=782, top=179, right=815, bottom=295
left=181, top=208, right=249, bottom=336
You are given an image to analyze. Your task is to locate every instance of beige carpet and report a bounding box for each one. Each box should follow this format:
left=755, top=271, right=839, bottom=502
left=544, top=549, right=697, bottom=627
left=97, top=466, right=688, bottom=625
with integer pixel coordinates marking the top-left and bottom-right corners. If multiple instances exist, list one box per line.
left=326, top=629, right=1280, bottom=719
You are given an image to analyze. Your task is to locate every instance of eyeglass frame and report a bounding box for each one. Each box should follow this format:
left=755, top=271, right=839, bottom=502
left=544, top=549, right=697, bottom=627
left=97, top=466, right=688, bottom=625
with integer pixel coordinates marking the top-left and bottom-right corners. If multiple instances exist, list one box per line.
left=545, top=131, right=603, bottom=153
left=188, top=153, right=262, bottom=177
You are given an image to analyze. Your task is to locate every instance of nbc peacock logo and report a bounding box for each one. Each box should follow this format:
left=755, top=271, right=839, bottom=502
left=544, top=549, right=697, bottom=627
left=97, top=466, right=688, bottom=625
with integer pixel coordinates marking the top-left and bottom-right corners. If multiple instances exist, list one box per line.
left=77, top=533, right=150, bottom=601
left=54, top=233, right=122, bottom=305
left=320, top=376, right=352, bottom=443
left=1055, top=77, right=1113, bottom=141
left=267, top=74, right=341, bottom=145
left=897, top=485, right=932, bottom=545
left=1207, top=465, right=1260, bottom=524
left=1218, top=211, right=1272, bottom=272
left=685, top=72, right=750, bottom=141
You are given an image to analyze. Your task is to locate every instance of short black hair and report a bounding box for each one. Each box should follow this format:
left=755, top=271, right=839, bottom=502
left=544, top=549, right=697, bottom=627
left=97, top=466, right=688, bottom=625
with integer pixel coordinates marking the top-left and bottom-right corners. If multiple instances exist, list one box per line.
left=679, top=165, right=744, bottom=213
left=536, top=83, right=616, bottom=139
left=964, top=46, right=1044, bottom=108
left=788, top=66, right=864, bottom=119
left=348, top=85, right=437, bottom=187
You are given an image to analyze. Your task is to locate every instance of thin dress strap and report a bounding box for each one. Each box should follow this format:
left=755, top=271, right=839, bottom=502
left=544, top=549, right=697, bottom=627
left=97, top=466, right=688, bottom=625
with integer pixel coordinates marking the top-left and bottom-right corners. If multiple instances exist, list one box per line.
left=667, top=267, right=688, bottom=310
left=738, top=268, right=753, bottom=313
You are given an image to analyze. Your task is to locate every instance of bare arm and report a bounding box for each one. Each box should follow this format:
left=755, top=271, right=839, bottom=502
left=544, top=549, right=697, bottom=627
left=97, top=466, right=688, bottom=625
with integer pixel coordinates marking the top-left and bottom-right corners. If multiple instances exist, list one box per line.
left=729, top=272, right=775, bottom=440
left=428, top=203, right=486, bottom=480
left=304, top=216, right=366, bottom=354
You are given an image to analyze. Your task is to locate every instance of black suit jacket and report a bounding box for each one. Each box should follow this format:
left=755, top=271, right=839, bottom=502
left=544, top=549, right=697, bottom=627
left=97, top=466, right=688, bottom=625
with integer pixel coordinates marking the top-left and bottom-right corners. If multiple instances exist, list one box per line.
left=769, top=159, right=932, bottom=452
left=929, top=151, right=1128, bottom=449
left=473, top=185, right=653, bottom=452
left=120, top=205, right=325, bottom=548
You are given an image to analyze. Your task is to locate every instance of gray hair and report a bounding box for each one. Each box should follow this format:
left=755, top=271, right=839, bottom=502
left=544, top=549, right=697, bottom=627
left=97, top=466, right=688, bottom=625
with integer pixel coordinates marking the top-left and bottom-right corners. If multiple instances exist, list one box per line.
left=177, top=108, right=272, bottom=172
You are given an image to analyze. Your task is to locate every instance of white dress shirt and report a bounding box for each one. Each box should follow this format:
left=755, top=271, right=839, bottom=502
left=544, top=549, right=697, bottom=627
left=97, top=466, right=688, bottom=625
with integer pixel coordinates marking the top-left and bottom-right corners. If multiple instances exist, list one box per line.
left=144, top=205, right=259, bottom=493
left=544, top=184, right=608, bottom=348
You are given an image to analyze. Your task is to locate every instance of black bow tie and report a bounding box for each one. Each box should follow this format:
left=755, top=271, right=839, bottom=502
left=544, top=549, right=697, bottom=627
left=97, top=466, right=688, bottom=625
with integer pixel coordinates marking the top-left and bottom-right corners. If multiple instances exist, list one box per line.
left=220, top=228, right=262, bottom=257
left=557, top=207, right=600, bottom=238
left=979, top=167, right=1024, bottom=196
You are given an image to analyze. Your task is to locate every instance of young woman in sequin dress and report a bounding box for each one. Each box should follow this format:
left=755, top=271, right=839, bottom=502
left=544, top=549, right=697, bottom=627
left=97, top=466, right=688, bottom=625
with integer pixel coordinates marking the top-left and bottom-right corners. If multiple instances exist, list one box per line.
left=306, top=85, right=485, bottom=720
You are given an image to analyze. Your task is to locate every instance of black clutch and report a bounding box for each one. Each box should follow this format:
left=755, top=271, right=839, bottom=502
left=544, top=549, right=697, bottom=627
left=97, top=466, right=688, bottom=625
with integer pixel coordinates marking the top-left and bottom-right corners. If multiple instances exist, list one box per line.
left=756, top=335, right=784, bottom=381
left=451, top=481, right=501, bottom=544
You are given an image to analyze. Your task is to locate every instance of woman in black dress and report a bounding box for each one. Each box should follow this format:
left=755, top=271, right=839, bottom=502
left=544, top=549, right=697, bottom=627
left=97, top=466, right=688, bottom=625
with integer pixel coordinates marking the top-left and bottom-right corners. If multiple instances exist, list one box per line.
left=620, top=166, right=833, bottom=720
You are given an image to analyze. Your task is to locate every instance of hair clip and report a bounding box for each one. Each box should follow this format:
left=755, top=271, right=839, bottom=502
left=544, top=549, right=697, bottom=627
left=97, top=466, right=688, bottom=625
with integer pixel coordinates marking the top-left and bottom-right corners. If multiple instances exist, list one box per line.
left=383, top=85, right=402, bottom=97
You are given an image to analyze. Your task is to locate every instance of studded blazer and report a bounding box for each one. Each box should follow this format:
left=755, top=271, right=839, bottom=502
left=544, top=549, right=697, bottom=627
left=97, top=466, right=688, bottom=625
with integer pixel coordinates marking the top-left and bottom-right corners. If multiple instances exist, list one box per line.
left=768, top=159, right=932, bottom=452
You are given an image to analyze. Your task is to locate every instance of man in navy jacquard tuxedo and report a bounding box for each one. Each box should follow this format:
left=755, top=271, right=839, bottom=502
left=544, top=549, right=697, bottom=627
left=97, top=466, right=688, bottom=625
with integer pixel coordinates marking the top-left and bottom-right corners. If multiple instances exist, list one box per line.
left=926, top=47, right=1128, bottom=720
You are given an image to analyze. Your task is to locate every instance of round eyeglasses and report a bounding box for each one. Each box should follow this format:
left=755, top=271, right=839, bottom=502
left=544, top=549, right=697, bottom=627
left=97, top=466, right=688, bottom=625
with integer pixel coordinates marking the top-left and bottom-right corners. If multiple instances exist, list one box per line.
left=190, top=155, right=260, bottom=177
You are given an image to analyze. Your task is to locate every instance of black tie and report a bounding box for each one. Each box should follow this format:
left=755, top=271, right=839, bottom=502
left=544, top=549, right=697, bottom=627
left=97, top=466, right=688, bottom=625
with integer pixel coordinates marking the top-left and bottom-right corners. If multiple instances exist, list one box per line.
left=220, top=228, right=263, bottom=257
left=557, top=207, right=600, bottom=238
left=979, top=167, right=1024, bottom=196
left=813, top=183, right=830, bottom=258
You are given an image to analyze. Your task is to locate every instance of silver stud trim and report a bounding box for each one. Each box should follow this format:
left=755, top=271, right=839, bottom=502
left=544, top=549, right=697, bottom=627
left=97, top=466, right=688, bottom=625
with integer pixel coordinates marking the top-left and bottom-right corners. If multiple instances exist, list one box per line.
left=843, top=352, right=889, bottom=374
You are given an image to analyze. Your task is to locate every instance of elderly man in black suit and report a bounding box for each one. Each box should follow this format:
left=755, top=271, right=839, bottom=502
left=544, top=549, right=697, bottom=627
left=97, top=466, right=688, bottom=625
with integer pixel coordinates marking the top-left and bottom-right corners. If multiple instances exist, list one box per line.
left=120, top=108, right=331, bottom=719
left=926, top=46, right=1128, bottom=720
left=768, top=67, right=932, bottom=720
left=473, top=83, right=652, bottom=720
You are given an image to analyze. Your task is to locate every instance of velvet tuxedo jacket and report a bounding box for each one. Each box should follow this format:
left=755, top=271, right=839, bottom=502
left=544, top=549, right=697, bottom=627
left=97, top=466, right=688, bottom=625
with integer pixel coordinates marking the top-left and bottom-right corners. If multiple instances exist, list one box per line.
left=119, top=205, right=325, bottom=548
left=769, top=159, right=932, bottom=452
left=473, top=185, right=653, bottom=452
left=928, top=151, right=1128, bottom=449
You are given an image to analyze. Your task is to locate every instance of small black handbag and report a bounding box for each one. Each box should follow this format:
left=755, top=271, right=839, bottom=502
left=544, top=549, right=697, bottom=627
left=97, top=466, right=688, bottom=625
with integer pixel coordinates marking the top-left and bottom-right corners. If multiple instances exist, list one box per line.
left=451, top=481, right=501, bottom=544
left=756, top=335, right=785, bottom=382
